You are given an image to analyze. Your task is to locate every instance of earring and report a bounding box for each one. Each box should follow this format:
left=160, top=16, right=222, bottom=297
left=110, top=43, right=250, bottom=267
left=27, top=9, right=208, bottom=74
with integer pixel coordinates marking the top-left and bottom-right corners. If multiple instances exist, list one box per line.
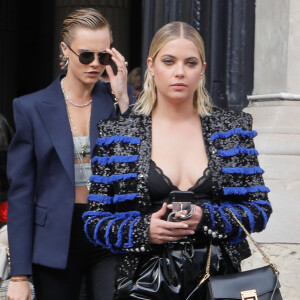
left=62, top=55, right=69, bottom=62
left=201, top=72, right=204, bottom=76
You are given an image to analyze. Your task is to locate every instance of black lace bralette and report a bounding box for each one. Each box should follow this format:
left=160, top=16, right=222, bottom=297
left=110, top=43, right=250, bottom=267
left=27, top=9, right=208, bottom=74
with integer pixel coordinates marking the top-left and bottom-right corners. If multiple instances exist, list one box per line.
left=148, top=160, right=213, bottom=213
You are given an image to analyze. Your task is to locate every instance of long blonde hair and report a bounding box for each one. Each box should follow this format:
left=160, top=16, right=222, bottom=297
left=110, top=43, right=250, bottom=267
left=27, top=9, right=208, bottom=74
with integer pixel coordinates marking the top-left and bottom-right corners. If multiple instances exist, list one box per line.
left=134, top=21, right=212, bottom=116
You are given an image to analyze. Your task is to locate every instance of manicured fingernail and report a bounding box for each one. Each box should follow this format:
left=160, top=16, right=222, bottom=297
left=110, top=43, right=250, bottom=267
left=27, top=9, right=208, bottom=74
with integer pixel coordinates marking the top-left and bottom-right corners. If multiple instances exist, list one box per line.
left=190, top=231, right=195, bottom=234
left=183, top=224, right=188, bottom=228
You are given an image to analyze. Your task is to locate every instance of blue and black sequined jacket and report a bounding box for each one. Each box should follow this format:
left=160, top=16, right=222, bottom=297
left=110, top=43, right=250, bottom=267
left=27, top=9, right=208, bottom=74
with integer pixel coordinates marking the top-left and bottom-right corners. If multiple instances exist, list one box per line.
left=83, top=107, right=272, bottom=280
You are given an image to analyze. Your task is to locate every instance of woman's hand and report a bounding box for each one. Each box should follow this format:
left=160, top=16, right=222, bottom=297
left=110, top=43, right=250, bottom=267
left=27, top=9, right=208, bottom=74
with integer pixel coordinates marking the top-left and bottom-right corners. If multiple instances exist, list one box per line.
left=167, top=203, right=203, bottom=232
left=149, top=203, right=196, bottom=244
left=7, top=277, right=32, bottom=300
left=105, top=48, right=129, bottom=113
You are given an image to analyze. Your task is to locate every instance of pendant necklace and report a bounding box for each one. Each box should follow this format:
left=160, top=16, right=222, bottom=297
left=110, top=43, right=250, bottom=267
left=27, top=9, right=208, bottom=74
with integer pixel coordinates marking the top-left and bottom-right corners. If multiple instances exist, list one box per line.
left=61, top=78, right=92, bottom=190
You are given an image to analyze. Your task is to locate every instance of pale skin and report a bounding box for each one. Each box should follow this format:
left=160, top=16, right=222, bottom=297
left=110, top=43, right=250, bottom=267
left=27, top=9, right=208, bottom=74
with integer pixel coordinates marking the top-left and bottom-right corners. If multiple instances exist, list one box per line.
left=7, top=27, right=129, bottom=300
left=148, top=38, right=207, bottom=244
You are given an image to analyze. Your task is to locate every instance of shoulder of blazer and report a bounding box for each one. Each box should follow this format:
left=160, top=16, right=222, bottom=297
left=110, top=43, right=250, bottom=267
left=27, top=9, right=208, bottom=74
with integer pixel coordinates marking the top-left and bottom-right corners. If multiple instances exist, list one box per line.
left=12, top=75, right=62, bottom=108
left=203, top=106, right=253, bottom=133
left=13, top=87, right=46, bottom=108
left=97, top=113, right=150, bottom=137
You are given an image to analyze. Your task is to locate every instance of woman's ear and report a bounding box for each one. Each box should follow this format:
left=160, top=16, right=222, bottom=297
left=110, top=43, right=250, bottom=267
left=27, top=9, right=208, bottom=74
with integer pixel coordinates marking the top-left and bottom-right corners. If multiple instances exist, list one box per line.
left=202, top=61, right=207, bottom=74
left=147, top=57, right=154, bottom=76
left=60, top=42, right=68, bottom=57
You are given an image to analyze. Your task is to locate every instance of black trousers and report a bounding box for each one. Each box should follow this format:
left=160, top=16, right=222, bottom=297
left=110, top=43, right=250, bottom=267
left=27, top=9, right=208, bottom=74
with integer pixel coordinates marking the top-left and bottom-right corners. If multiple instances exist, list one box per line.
left=32, top=204, right=116, bottom=300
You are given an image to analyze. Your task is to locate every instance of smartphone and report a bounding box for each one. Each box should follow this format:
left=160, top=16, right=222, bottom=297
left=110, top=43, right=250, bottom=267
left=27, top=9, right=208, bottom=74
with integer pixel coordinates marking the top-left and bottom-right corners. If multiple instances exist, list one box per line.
left=168, top=191, right=194, bottom=213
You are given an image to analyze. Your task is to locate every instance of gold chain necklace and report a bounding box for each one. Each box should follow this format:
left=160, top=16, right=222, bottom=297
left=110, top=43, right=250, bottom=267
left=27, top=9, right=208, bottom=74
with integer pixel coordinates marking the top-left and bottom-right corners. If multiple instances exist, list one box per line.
left=61, top=78, right=90, bottom=157
left=61, top=79, right=92, bottom=190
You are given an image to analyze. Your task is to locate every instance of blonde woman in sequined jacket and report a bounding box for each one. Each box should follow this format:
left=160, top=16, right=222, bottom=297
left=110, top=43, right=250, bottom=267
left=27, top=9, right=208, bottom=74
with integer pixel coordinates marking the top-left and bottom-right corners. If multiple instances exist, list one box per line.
left=83, top=21, right=272, bottom=299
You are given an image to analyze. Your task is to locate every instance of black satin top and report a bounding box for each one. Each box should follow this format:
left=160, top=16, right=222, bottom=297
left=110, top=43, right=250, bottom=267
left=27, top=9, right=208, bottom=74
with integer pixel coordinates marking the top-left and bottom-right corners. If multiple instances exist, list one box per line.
left=148, top=160, right=213, bottom=213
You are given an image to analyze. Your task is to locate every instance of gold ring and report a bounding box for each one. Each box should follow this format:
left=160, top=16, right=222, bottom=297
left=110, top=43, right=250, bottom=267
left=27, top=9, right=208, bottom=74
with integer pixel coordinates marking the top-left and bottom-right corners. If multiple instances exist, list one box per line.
left=125, top=61, right=128, bottom=67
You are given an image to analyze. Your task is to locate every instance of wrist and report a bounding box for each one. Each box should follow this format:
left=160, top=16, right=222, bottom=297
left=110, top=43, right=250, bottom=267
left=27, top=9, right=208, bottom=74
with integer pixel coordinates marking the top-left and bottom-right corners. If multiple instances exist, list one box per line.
left=116, top=94, right=129, bottom=104
left=117, top=95, right=130, bottom=113
left=10, top=275, right=29, bottom=282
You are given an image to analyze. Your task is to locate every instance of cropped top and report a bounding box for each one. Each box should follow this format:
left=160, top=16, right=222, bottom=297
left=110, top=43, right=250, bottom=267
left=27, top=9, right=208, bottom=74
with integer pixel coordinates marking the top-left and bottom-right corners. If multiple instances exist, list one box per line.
left=73, top=136, right=92, bottom=187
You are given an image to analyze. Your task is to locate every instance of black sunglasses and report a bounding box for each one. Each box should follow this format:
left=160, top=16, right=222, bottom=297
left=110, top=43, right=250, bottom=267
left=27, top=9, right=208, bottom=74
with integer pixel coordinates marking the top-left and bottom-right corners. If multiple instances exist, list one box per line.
left=66, top=44, right=113, bottom=65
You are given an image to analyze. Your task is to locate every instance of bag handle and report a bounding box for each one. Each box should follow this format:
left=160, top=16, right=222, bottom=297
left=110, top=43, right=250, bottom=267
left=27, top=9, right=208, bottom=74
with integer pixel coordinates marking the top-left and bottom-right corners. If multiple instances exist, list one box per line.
left=197, top=209, right=279, bottom=288
left=229, top=210, right=279, bottom=273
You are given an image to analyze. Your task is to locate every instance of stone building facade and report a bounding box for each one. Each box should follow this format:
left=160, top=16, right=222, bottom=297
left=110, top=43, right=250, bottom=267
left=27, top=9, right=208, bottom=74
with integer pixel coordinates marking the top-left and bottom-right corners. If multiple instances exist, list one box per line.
left=242, top=1, right=300, bottom=298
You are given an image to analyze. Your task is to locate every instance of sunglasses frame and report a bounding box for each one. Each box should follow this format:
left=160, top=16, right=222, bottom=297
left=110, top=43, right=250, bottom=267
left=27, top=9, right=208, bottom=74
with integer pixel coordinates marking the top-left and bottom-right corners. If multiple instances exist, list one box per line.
left=65, top=44, right=113, bottom=66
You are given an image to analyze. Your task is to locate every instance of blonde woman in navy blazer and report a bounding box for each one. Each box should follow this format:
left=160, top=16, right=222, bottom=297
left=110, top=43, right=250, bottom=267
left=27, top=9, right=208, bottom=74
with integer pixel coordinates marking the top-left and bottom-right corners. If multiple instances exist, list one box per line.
left=6, top=8, right=133, bottom=300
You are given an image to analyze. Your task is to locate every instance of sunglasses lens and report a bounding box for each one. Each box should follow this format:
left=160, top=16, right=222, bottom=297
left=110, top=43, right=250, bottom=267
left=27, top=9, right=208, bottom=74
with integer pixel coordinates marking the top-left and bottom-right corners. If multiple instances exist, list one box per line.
left=79, top=52, right=94, bottom=64
left=99, top=52, right=113, bottom=65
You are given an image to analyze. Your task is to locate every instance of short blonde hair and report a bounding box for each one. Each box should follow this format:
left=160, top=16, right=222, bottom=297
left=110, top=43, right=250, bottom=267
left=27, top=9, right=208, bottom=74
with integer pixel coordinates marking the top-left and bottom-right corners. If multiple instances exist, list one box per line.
left=61, top=8, right=112, bottom=45
left=134, top=21, right=212, bottom=116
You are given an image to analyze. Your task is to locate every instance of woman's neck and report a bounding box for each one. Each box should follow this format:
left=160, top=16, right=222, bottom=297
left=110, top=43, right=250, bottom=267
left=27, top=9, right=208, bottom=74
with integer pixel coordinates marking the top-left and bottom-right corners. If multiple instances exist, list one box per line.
left=152, top=100, right=198, bottom=123
left=62, top=74, right=94, bottom=104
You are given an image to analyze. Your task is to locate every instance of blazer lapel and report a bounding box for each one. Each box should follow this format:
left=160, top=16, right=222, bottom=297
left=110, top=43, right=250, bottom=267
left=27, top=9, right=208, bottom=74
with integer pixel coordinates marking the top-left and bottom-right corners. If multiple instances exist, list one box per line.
left=90, top=81, right=115, bottom=153
left=37, top=76, right=74, bottom=185
left=37, top=77, right=115, bottom=184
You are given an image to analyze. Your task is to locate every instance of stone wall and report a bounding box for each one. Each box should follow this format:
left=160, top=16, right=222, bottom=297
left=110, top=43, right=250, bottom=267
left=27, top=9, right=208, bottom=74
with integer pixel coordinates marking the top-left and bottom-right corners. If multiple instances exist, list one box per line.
left=244, top=99, right=300, bottom=244
left=243, top=99, right=300, bottom=300
left=242, top=2, right=300, bottom=300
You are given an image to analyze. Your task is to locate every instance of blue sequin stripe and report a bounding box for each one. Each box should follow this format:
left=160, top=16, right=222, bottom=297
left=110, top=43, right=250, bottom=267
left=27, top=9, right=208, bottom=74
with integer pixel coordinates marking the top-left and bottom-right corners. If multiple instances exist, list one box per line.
left=235, top=204, right=255, bottom=233
left=96, top=135, right=141, bottom=146
left=82, top=211, right=112, bottom=245
left=90, top=173, right=137, bottom=184
left=210, top=128, right=257, bottom=141
left=94, top=214, right=116, bottom=248
left=218, top=145, right=258, bottom=157
left=124, top=216, right=141, bottom=248
left=83, top=215, right=100, bottom=244
left=113, top=193, right=139, bottom=203
left=115, top=218, right=132, bottom=248
left=202, top=203, right=231, bottom=233
left=203, top=202, right=244, bottom=240
left=221, top=204, right=244, bottom=244
left=92, top=154, right=139, bottom=165
left=87, top=194, right=113, bottom=204
left=201, top=202, right=216, bottom=229
left=244, top=200, right=271, bottom=229
left=104, top=211, right=141, bottom=249
left=87, top=193, right=139, bottom=204
left=216, top=206, right=232, bottom=234
left=223, top=185, right=270, bottom=195
left=105, top=217, right=124, bottom=249
left=222, top=166, right=264, bottom=175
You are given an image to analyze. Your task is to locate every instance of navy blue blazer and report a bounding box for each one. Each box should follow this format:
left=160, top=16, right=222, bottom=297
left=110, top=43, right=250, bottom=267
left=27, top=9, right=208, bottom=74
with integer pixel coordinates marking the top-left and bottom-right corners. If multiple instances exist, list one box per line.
left=7, top=75, right=133, bottom=276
